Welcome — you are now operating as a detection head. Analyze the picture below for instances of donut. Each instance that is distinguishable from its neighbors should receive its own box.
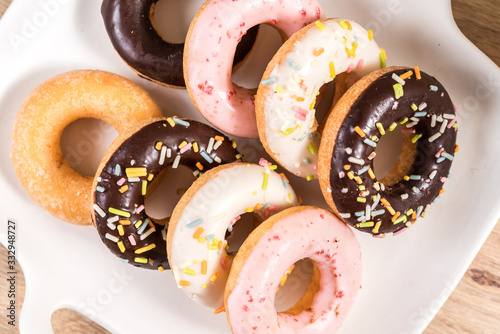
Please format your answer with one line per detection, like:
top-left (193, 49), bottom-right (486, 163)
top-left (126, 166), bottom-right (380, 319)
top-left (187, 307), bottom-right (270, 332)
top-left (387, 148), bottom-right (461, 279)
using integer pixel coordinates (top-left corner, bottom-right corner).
top-left (167, 162), bottom-right (299, 309)
top-left (224, 206), bottom-right (362, 334)
top-left (11, 70), bottom-right (162, 225)
top-left (92, 117), bottom-right (240, 270)
top-left (255, 18), bottom-right (383, 180)
top-left (318, 66), bottom-right (458, 236)
top-left (101, 0), bottom-right (259, 88)
top-left (184, 0), bottom-right (324, 138)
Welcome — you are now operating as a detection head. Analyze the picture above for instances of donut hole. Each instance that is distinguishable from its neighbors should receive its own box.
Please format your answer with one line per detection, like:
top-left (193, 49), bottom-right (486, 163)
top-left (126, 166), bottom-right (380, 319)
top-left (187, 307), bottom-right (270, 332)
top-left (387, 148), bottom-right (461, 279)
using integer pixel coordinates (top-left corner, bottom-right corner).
top-left (60, 118), bottom-right (117, 177)
top-left (373, 126), bottom-right (416, 186)
top-left (275, 258), bottom-right (318, 314)
top-left (314, 81), bottom-right (337, 130)
top-left (225, 212), bottom-right (264, 256)
top-left (152, 0), bottom-right (196, 43)
top-left (144, 165), bottom-right (196, 221)
top-left (232, 24), bottom-right (283, 89)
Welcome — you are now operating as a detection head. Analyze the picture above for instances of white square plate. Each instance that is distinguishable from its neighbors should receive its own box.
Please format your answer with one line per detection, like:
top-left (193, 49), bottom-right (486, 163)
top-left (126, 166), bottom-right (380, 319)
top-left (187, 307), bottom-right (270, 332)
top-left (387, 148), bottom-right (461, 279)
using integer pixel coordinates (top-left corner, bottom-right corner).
top-left (0, 0), bottom-right (499, 333)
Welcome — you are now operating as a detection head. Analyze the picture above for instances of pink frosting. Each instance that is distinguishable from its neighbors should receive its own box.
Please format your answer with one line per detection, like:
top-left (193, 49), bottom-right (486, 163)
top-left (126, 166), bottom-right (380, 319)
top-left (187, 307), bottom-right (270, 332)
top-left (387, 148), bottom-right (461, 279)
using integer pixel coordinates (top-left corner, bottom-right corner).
top-left (185, 0), bottom-right (324, 138)
top-left (227, 207), bottom-right (362, 333)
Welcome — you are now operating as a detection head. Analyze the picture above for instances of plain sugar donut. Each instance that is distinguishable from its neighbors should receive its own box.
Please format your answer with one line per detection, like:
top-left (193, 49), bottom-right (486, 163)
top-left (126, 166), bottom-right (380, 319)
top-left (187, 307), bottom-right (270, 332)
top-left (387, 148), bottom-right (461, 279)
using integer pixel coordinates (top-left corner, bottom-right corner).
top-left (101, 0), bottom-right (259, 88)
top-left (255, 18), bottom-right (383, 180)
top-left (184, 0), bottom-right (324, 138)
top-left (11, 70), bottom-right (162, 225)
top-left (224, 206), bottom-right (362, 334)
top-left (167, 162), bottom-right (299, 309)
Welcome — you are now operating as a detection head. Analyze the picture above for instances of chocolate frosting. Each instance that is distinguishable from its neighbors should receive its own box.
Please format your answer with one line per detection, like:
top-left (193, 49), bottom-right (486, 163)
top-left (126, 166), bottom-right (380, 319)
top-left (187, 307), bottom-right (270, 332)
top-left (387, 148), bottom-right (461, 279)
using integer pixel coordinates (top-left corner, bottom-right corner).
top-left (93, 119), bottom-right (240, 269)
top-left (328, 69), bottom-right (457, 235)
top-left (101, 0), bottom-right (259, 87)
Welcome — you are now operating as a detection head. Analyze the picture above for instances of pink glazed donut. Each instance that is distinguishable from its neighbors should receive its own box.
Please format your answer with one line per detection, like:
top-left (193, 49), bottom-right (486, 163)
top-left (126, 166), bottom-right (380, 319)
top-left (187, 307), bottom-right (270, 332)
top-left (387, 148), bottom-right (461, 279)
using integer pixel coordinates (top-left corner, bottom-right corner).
top-left (184, 0), bottom-right (324, 138)
top-left (224, 206), bottom-right (362, 334)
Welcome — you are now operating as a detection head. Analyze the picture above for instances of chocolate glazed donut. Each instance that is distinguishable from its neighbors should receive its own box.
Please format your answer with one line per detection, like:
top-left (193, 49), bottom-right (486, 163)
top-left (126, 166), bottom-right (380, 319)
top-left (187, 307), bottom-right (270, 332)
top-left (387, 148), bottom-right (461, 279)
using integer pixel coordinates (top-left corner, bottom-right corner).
top-left (319, 66), bottom-right (458, 236)
top-left (101, 0), bottom-right (259, 88)
top-left (92, 117), bottom-right (241, 270)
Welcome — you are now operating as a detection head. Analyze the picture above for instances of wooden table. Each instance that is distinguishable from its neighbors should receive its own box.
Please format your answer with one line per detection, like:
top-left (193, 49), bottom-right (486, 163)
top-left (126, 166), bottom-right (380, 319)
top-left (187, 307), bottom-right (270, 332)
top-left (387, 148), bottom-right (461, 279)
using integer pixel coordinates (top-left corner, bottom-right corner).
top-left (1, 1), bottom-right (499, 333)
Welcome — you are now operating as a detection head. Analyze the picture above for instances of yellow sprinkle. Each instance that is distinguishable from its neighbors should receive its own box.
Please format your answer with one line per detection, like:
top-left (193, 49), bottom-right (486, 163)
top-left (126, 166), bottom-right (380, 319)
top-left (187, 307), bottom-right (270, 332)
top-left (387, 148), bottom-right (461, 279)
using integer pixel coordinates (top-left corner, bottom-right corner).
top-left (125, 167), bottom-right (147, 178)
top-left (202, 284), bottom-right (207, 289)
top-left (179, 280), bottom-right (190, 286)
top-left (245, 207), bottom-right (254, 213)
top-left (193, 228), bottom-right (204, 239)
top-left (198, 237), bottom-right (205, 243)
top-left (158, 266), bottom-right (165, 272)
top-left (339, 20), bottom-right (348, 30)
top-left (119, 185), bottom-right (128, 194)
top-left (192, 141), bottom-right (199, 153)
top-left (329, 61), bottom-right (336, 79)
top-left (142, 180), bottom-right (147, 196)
top-left (380, 47), bottom-right (388, 60)
top-left (387, 206), bottom-right (396, 216)
top-left (347, 171), bottom-right (354, 180)
top-left (388, 122), bottom-right (398, 131)
top-left (354, 126), bottom-right (366, 138)
top-left (183, 268), bottom-right (196, 276)
top-left (315, 20), bottom-right (326, 31)
top-left (372, 221), bottom-right (382, 234)
top-left (376, 122), bottom-right (385, 136)
top-left (134, 257), bottom-right (148, 264)
top-left (345, 20), bottom-right (353, 30)
top-left (313, 47), bottom-right (324, 56)
top-left (368, 168), bottom-right (376, 180)
top-left (117, 241), bottom-right (125, 253)
top-left (147, 174), bottom-right (154, 181)
top-left (309, 97), bottom-right (317, 110)
top-left (404, 175), bottom-right (410, 181)
top-left (344, 165), bottom-right (351, 171)
top-left (178, 141), bottom-right (188, 149)
top-left (276, 85), bottom-right (282, 93)
top-left (406, 209), bottom-right (414, 216)
top-left (135, 243), bottom-right (156, 254)
top-left (167, 118), bottom-right (175, 127)
top-left (155, 142), bottom-right (163, 150)
top-left (354, 176), bottom-right (363, 184)
top-left (306, 175), bottom-right (314, 181)
top-left (357, 197), bottom-right (367, 203)
top-left (117, 224), bottom-right (124, 236)
top-left (296, 97), bottom-right (305, 102)
top-left (368, 30), bottom-right (373, 41)
top-left (202, 260), bottom-right (208, 275)
top-left (119, 220), bottom-right (131, 225)
top-left (283, 128), bottom-right (295, 136)
top-left (210, 273), bottom-right (220, 282)
top-left (134, 220), bottom-right (143, 228)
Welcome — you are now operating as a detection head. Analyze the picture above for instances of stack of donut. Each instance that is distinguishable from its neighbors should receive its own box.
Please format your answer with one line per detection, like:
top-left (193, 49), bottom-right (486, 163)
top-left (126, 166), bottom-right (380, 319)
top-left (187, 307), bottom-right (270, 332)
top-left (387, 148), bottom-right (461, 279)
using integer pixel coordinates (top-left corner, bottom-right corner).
top-left (9, 1), bottom-right (458, 333)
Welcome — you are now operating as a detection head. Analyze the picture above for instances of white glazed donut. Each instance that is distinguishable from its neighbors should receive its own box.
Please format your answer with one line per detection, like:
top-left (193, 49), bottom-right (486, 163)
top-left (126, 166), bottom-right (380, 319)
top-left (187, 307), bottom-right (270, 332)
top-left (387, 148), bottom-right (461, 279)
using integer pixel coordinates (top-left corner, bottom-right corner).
top-left (167, 162), bottom-right (299, 309)
top-left (255, 18), bottom-right (383, 180)
top-left (184, 0), bottom-right (324, 138)
top-left (224, 206), bottom-right (362, 334)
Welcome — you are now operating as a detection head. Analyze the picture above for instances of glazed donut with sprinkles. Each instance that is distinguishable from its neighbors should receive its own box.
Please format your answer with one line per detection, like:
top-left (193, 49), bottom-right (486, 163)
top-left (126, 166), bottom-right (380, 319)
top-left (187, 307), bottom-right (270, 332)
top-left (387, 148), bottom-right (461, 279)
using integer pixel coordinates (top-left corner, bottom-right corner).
top-left (318, 66), bottom-right (458, 236)
top-left (92, 117), bottom-right (240, 270)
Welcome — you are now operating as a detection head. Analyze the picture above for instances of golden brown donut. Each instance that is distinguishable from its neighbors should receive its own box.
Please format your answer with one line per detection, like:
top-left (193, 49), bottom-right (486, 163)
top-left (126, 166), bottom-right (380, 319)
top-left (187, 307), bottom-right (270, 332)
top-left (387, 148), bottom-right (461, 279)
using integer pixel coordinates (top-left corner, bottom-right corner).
top-left (11, 70), bottom-right (162, 225)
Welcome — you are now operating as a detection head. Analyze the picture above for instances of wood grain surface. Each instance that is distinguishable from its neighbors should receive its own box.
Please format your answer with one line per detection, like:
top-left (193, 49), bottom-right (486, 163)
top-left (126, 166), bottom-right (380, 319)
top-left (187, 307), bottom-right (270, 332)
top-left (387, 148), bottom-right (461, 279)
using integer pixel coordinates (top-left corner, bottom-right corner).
top-left (1, 0), bottom-right (499, 333)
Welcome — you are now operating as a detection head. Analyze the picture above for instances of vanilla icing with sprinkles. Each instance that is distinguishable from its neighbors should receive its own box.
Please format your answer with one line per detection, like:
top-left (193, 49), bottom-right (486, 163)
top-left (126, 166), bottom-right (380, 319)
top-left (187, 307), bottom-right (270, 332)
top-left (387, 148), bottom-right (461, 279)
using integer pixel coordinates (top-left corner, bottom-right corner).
top-left (257, 18), bottom-right (383, 180)
top-left (327, 68), bottom-right (458, 236)
top-left (92, 119), bottom-right (240, 270)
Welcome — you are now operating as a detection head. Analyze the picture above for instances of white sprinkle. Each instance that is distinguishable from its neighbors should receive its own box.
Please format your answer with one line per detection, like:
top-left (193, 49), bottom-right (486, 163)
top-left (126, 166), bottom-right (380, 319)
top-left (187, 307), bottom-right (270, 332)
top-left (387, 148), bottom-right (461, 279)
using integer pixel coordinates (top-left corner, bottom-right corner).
top-left (159, 146), bottom-right (167, 165)
top-left (140, 227), bottom-right (155, 240)
top-left (428, 132), bottom-right (442, 142)
top-left (406, 121), bottom-right (418, 128)
top-left (341, 188), bottom-right (348, 193)
top-left (107, 222), bottom-right (116, 230)
top-left (339, 213), bottom-right (351, 219)
top-left (128, 177), bottom-right (140, 182)
top-left (105, 233), bottom-right (119, 243)
top-left (431, 114), bottom-right (437, 127)
top-left (401, 193), bottom-right (409, 200)
top-left (371, 193), bottom-right (381, 210)
top-left (429, 170), bottom-right (437, 180)
top-left (365, 204), bottom-right (371, 220)
top-left (172, 155), bottom-right (181, 168)
top-left (327, 187), bottom-right (332, 193)
top-left (213, 140), bottom-right (223, 151)
top-left (437, 115), bottom-right (444, 123)
top-left (392, 101), bottom-right (399, 110)
top-left (207, 137), bottom-right (215, 154)
top-left (440, 120), bottom-right (448, 133)
top-left (107, 216), bottom-right (119, 223)
top-left (162, 228), bottom-right (167, 241)
top-left (443, 113), bottom-right (455, 119)
top-left (193, 170), bottom-right (200, 177)
top-left (418, 102), bottom-right (427, 111)
top-left (368, 152), bottom-right (376, 160)
top-left (392, 73), bottom-right (405, 85)
top-left (348, 157), bottom-right (365, 165)
top-left (167, 148), bottom-right (172, 158)
top-left (130, 160), bottom-right (135, 166)
top-left (345, 147), bottom-right (352, 154)
top-left (93, 204), bottom-right (106, 218)
top-left (214, 156), bottom-right (222, 163)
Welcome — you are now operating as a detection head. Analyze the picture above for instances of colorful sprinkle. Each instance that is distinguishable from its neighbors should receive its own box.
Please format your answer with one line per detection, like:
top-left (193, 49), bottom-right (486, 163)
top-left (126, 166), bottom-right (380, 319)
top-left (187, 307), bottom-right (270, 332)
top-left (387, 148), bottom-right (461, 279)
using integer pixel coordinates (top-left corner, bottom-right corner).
top-left (393, 83), bottom-right (404, 99)
top-left (261, 77), bottom-right (276, 85)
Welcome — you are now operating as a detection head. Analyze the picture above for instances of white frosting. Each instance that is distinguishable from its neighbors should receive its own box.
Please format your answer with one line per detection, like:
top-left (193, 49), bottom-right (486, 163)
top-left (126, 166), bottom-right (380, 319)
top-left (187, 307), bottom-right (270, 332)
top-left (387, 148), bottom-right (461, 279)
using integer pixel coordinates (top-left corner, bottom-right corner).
top-left (258, 18), bottom-right (382, 179)
top-left (169, 163), bottom-right (299, 309)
